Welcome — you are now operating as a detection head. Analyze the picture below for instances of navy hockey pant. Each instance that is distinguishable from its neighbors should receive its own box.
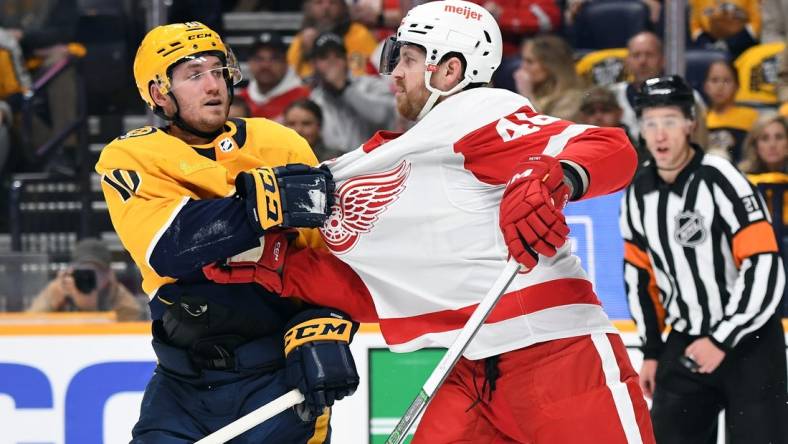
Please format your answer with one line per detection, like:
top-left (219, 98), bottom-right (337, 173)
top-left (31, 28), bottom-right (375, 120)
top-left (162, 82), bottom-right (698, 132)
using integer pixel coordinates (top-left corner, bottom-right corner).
top-left (131, 336), bottom-right (330, 443)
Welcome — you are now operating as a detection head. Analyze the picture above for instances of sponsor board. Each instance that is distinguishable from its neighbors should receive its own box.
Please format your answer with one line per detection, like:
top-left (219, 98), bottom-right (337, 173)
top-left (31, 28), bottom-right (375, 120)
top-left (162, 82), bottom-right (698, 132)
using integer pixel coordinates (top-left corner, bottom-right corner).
top-left (0, 325), bottom-right (785, 443)
top-left (564, 191), bottom-right (629, 319)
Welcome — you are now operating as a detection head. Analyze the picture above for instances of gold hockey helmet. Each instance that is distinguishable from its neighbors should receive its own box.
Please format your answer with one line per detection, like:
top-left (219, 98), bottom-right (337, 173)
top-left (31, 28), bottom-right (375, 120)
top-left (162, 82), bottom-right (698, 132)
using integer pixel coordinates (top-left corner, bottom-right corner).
top-left (133, 21), bottom-right (241, 110)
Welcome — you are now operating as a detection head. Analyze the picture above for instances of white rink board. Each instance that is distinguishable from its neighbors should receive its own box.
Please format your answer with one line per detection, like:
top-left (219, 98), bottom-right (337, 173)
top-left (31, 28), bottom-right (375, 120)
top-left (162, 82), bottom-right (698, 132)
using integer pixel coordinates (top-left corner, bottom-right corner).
top-left (0, 327), bottom-right (784, 444)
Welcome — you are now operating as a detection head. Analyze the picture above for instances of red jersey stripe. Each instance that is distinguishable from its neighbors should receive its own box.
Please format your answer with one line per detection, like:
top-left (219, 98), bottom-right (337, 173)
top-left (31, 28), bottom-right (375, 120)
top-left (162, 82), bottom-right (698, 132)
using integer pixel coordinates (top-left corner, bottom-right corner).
top-left (379, 278), bottom-right (599, 345)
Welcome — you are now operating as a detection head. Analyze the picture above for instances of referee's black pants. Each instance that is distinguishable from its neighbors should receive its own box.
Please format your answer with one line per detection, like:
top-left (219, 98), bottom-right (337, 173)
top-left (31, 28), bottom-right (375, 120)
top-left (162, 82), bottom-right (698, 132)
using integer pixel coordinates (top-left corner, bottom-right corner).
top-left (650, 315), bottom-right (787, 444)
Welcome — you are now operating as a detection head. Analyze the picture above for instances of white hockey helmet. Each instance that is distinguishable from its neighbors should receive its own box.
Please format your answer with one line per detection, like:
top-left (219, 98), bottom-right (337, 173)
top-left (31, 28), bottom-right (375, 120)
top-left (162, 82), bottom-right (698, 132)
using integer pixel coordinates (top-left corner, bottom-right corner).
top-left (379, 0), bottom-right (503, 119)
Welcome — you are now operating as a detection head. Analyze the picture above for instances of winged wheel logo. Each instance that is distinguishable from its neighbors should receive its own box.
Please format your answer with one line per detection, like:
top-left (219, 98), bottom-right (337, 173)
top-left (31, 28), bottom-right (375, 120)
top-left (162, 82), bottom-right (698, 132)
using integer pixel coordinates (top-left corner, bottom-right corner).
top-left (320, 161), bottom-right (411, 254)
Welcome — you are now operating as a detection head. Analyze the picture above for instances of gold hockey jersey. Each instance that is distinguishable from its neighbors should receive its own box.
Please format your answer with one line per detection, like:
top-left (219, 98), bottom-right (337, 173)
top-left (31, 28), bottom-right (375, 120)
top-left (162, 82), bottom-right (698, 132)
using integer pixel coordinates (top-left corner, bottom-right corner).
top-left (95, 118), bottom-right (320, 297)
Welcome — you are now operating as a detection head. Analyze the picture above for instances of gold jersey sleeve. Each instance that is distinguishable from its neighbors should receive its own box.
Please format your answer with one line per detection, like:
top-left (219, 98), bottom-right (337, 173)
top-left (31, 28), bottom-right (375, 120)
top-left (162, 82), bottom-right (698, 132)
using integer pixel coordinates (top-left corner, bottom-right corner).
top-left (96, 119), bottom-right (324, 296)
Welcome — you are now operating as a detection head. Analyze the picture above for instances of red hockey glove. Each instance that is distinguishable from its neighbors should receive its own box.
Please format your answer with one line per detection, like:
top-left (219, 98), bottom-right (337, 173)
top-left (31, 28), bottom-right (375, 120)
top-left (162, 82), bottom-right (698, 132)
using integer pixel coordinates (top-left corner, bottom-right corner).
top-left (499, 155), bottom-right (570, 269)
top-left (202, 230), bottom-right (295, 294)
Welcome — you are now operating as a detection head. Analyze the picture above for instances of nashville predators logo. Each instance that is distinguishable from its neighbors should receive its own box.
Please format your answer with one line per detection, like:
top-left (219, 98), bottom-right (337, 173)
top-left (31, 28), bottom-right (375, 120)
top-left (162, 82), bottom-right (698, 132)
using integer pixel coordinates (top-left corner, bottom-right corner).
top-left (102, 169), bottom-right (141, 202)
top-left (320, 161), bottom-right (411, 254)
top-left (674, 210), bottom-right (707, 247)
top-left (590, 56), bottom-right (625, 85)
top-left (118, 127), bottom-right (157, 140)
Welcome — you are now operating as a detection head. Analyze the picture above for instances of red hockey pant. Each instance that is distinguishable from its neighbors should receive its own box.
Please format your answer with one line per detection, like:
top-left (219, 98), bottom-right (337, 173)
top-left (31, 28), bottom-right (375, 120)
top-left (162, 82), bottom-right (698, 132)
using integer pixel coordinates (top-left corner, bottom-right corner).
top-left (412, 333), bottom-right (655, 444)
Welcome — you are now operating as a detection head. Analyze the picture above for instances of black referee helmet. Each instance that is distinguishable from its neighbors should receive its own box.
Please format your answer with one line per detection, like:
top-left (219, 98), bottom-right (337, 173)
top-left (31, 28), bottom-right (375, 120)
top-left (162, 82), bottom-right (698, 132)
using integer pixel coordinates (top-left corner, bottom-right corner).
top-left (634, 75), bottom-right (695, 119)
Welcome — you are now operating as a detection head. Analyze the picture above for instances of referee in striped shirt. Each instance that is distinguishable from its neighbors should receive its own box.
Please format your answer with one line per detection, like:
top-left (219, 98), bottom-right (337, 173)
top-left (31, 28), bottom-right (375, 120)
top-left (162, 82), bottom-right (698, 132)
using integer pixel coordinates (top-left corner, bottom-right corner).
top-left (620, 75), bottom-right (787, 444)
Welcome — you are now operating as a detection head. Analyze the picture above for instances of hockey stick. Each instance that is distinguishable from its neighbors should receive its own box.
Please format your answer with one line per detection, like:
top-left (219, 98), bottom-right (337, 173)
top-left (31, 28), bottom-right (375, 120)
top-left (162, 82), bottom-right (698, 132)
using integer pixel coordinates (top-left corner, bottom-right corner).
top-left (385, 258), bottom-right (522, 444)
top-left (194, 388), bottom-right (304, 444)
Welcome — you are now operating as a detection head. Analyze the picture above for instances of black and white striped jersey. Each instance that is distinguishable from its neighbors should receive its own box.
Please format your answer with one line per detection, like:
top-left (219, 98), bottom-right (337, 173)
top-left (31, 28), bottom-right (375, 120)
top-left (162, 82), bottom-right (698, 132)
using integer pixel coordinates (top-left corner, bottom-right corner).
top-left (620, 146), bottom-right (785, 359)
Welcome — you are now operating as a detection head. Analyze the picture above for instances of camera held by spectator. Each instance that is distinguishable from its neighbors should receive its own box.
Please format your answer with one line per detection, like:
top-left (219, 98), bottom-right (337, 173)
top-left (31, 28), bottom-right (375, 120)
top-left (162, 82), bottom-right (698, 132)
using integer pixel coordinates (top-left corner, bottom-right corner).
top-left (27, 238), bottom-right (143, 321)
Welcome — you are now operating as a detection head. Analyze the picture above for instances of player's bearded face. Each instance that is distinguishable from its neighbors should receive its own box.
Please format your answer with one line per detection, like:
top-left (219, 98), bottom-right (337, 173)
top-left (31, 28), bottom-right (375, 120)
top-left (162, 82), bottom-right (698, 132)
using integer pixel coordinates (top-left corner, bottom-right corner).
top-left (169, 56), bottom-right (230, 132)
top-left (392, 45), bottom-right (431, 121)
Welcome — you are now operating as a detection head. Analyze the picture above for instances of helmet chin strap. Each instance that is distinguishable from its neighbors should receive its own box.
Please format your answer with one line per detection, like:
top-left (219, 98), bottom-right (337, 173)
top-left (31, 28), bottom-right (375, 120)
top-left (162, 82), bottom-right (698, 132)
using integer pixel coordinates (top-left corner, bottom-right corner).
top-left (416, 70), bottom-right (471, 121)
top-left (173, 113), bottom-right (223, 140)
top-left (168, 93), bottom-right (225, 141)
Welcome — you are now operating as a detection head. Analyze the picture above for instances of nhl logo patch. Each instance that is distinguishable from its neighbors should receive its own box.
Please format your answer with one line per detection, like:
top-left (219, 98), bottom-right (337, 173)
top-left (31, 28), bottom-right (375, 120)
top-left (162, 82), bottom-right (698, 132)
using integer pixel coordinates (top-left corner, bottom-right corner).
top-left (218, 137), bottom-right (235, 152)
top-left (674, 210), bottom-right (706, 246)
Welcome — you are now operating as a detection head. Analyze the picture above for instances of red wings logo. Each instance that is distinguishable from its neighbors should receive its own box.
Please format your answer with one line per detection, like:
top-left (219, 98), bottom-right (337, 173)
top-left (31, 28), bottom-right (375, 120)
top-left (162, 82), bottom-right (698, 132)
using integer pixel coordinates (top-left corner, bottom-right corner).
top-left (320, 161), bottom-right (411, 254)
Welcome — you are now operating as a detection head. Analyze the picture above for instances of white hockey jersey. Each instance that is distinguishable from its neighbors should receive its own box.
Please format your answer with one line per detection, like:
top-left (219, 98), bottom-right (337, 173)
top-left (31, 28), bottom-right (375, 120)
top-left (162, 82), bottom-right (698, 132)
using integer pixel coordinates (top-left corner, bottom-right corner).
top-left (282, 87), bottom-right (638, 359)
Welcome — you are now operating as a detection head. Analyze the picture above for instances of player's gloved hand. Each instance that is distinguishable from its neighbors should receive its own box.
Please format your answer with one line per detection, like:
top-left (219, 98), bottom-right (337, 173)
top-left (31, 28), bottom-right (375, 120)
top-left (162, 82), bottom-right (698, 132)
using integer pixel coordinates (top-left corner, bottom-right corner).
top-left (499, 154), bottom-right (570, 269)
top-left (235, 164), bottom-right (335, 234)
top-left (202, 230), bottom-right (293, 293)
top-left (284, 308), bottom-right (360, 422)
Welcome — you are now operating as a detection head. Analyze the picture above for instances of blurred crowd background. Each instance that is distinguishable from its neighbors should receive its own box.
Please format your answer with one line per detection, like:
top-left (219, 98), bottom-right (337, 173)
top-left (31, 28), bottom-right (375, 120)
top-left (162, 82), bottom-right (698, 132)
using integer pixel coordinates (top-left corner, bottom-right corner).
top-left (0, 0), bottom-right (786, 320)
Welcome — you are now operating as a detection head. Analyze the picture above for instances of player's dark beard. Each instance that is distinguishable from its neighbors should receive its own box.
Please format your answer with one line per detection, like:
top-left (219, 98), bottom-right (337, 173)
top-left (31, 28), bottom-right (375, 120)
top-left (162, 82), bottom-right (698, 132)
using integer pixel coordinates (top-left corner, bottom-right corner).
top-left (167, 95), bottom-right (226, 143)
top-left (396, 84), bottom-right (429, 121)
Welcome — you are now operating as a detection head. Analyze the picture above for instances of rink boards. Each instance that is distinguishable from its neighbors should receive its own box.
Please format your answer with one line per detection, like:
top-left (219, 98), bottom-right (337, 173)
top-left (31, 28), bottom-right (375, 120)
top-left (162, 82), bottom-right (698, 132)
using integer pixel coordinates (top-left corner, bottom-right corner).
top-left (0, 321), bottom-right (786, 444)
top-left (1, 191), bottom-right (785, 443)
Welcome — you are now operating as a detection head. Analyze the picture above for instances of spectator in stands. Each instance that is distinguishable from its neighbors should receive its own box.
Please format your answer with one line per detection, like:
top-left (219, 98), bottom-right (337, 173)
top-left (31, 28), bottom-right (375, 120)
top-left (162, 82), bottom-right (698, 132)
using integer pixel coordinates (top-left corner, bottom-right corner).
top-left (28, 238), bottom-right (142, 321)
top-left (703, 60), bottom-right (758, 162)
top-left (0, 0), bottom-right (79, 58)
top-left (0, 0), bottom-right (80, 171)
top-left (0, 27), bottom-right (31, 111)
top-left (287, 0), bottom-right (378, 79)
top-left (349, 0), bottom-right (405, 41)
top-left (564, 0), bottom-right (663, 27)
top-left (228, 98), bottom-right (250, 118)
top-left (514, 34), bottom-right (586, 120)
top-left (284, 98), bottom-right (342, 161)
top-left (689, 0), bottom-right (760, 58)
top-left (577, 86), bottom-right (625, 129)
top-left (309, 32), bottom-right (395, 153)
top-left (466, 0), bottom-right (561, 57)
top-left (577, 86), bottom-right (639, 150)
top-left (237, 32), bottom-right (310, 122)
top-left (739, 115), bottom-right (788, 175)
top-left (610, 32), bottom-right (709, 144)
top-left (761, 0), bottom-right (788, 43)
top-left (0, 27), bottom-right (28, 174)
top-left (739, 115), bottom-right (788, 224)
top-left (622, 32), bottom-right (663, 86)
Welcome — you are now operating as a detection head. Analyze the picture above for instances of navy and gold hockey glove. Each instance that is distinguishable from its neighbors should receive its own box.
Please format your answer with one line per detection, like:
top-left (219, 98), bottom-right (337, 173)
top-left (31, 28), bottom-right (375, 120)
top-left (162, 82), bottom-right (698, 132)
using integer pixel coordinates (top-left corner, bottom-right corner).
top-left (283, 308), bottom-right (359, 421)
top-left (236, 164), bottom-right (334, 234)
